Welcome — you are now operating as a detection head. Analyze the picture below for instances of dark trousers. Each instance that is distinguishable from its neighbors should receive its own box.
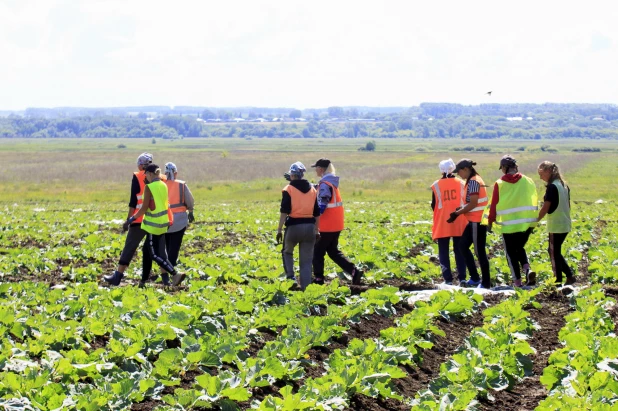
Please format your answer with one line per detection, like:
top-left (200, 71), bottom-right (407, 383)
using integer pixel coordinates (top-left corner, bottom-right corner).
top-left (142, 233), bottom-right (176, 281)
top-left (165, 227), bottom-right (186, 267)
top-left (118, 224), bottom-right (147, 266)
top-left (549, 232), bottom-right (574, 282)
top-left (502, 228), bottom-right (533, 280)
top-left (437, 236), bottom-right (467, 282)
top-left (313, 231), bottom-right (355, 279)
top-left (459, 222), bottom-right (490, 287)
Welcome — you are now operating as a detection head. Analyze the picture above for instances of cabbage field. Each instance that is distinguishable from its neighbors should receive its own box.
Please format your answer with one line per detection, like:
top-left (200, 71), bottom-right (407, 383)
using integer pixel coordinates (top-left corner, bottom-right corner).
top-left (1, 200), bottom-right (617, 411)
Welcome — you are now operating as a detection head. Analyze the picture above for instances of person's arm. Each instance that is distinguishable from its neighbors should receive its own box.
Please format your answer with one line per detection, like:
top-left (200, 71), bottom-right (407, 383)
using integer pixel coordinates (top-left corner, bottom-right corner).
top-left (318, 183), bottom-right (332, 215)
top-left (538, 184), bottom-right (557, 221)
top-left (184, 184), bottom-right (195, 211)
top-left (456, 180), bottom-right (480, 215)
top-left (431, 192), bottom-right (436, 211)
top-left (132, 185), bottom-right (151, 221)
top-left (277, 213), bottom-right (287, 233)
top-left (538, 201), bottom-right (551, 221)
top-left (488, 183), bottom-right (499, 225)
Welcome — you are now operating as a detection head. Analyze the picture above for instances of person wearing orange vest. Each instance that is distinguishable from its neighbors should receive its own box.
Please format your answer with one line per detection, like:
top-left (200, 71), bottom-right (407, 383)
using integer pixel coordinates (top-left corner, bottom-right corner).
top-left (104, 152), bottom-right (154, 285)
top-left (310, 158), bottom-right (362, 286)
top-left (163, 162), bottom-right (195, 267)
top-left (431, 159), bottom-right (468, 285)
top-left (450, 159), bottom-right (491, 288)
top-left (277, 162), bottom-right (321, 291)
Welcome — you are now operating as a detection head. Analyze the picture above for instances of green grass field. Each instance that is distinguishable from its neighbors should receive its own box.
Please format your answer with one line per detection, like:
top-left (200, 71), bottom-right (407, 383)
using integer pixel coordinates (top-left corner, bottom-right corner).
top-left (0, 137), bottom-right (616, 204)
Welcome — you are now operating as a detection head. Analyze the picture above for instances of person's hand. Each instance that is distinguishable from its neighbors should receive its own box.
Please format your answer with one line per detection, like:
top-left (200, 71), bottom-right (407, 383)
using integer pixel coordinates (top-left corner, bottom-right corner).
top-left (446, 212), bottom-right (459, 223)
top-left (188, 211), bottom-right (195, 223)
top-left (276, 231), bottom-right (283, 244)
top-left (487, 223), bottom-right (493, 234)
top-left (315, 231), bottom-right (321, 242)
top-left (122, 216), bottom-right (136, 232)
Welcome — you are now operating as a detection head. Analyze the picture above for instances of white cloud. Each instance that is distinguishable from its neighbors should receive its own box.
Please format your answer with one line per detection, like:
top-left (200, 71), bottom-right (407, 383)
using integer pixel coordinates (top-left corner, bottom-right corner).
top-left (2, 0), bottom-right (618, 109)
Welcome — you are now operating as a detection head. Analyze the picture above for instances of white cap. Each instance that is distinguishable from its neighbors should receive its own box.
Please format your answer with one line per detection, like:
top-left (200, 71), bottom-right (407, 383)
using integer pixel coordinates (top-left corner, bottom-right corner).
top-left (439, 158), bottom-right (456, 174)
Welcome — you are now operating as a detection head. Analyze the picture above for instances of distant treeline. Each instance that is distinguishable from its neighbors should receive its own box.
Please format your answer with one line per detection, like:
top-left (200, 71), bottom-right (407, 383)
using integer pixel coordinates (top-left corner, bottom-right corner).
top-left (1, 103), bottom-right (618, 139)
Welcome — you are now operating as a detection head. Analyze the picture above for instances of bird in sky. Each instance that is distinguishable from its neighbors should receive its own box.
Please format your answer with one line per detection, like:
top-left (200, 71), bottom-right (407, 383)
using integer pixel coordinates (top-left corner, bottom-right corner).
top-left (486, 91), bottom-right (492, 96)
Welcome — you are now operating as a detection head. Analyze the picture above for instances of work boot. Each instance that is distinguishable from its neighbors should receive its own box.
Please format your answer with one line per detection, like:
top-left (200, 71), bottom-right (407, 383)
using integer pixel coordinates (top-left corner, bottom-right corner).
top-left (513, 278), bottom-right (522, 288)
top-left (171, 273), bottom-right (186, 286)
top-left (103, 271), bottom-right (124, 286)
top-left (565, 276), bottom-right (577, 286)
top-left (138, 280), bottom-right (146, 289)
top-left (352, 268), bottom-right (364, 286)
top-left (525, 271), bottom-right (537, 286)
top-left (161, 273), bottom-right (171, 286)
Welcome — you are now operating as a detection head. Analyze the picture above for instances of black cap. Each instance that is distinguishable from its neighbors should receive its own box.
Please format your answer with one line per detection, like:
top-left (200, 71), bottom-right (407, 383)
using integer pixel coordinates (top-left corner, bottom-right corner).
top-left (499, 155), bottom-right (517, 170)
top-left (454, 159), bottom-right (476, 172)
top-left (144, 164), bottom-right (159, 173)
top-left (311, 158), bottom-right (331, 168)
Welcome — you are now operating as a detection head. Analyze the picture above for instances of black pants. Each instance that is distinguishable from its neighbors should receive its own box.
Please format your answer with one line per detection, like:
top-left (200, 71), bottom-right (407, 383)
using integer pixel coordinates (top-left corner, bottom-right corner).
top-left (459, 222), bottom-right (490, 287)
top-left (549, 232), bottom-right (574, 282)
top-left (165, 227), bottom-right (186, 267)
top-left (313, 231), bottom-right (355, 280)
top-left (118, 224), bottom-right (147, 266)
top-left (502, 228), bottom-right (533, 280)
top-left (142, 233), bottom-right (176, 281)
top-left (437, 236), bottom-right (467, 282)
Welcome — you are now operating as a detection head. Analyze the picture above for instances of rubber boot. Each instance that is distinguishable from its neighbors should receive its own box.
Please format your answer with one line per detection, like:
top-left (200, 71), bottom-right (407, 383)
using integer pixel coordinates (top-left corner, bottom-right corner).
top-left (103, 271), bottom-right (124, 286)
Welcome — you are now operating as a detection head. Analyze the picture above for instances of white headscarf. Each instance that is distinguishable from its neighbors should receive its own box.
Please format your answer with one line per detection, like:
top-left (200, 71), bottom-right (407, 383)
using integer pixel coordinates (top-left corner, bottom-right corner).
top-left (165, 162), bottom-right (177, 181)
top-left (439, 158), bottom-right (456, 175)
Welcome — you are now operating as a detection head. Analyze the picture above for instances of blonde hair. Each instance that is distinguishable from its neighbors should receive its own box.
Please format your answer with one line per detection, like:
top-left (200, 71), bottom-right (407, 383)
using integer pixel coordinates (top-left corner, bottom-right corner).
top-left (538, 161), bottom-right (565, 186)
top-left (325, 163), bottom-right (336, 175)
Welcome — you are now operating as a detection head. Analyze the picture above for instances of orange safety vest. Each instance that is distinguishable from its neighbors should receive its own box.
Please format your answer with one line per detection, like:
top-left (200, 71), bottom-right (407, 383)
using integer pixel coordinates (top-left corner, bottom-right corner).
top-left (166, 179), bottom-right (187, 213)
top-left (463, 175), bottom-right (488, 223)
top-left (431, 178), bottom-right (467, 240)
top-left (284, 185), bottom-right (317, 218)
top-left (133, 171), bottom-right (146, 223)
top-left (319, 181), bottom-right (344, 232)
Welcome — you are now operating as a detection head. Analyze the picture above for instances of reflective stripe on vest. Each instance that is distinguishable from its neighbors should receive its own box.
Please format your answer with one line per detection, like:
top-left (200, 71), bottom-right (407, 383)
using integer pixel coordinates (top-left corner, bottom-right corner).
top-left (166, 179), bottom-right (187, 213)
top-left (284, 184), bottom-right (317, 219)
top-left (319, 180), bottom-right (344, 232)
top-left (431, 178), bottom-right (467, 240)
top-left (547, 180), bottom-right (571, 233)
top-left (463, 175), bottom-right (488, 223)
top-left (492, 176), bottom-right (538, 234)
top-left (141, 180), bottom-right (171, 235)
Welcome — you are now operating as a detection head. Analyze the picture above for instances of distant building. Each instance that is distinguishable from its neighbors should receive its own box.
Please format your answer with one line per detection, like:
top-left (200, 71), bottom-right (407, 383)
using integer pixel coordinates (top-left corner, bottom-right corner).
top-left (507, 117), bottom-right (523, 121)
top-left (593, 117), bottom-right (605, 121)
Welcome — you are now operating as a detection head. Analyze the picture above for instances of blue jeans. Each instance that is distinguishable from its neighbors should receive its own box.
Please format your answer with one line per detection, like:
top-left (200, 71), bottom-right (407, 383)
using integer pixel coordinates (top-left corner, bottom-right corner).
top-left (437, 237), bottom-right (467, 282)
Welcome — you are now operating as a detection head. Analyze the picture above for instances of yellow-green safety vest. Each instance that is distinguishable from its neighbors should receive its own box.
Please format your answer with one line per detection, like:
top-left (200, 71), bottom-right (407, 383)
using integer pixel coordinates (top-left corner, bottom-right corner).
top-left (547, 180), bottom-right (571, 234)
top-left (141, 180), bottom-right (171, 235)
top-left (482, 175), bottom-right (538, 234)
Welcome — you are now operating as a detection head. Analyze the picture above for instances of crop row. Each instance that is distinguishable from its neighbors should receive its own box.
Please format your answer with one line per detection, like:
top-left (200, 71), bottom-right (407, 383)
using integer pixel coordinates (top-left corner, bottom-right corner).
top-left (536, 285), bottom-right (618, 410)
top-left (410, 288), bottom-right (541, 410)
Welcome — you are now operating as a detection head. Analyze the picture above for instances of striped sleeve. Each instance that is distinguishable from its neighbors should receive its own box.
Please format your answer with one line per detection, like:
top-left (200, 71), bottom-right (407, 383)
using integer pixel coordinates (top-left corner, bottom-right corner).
top-left (466, 180), bottom-right (480, 196)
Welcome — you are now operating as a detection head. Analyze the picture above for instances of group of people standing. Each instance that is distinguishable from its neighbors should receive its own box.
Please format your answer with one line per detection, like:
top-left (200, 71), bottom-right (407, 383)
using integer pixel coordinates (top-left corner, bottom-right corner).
top-left (104, 153), bottom-right (194, 287)
top-left (277, 159), bottom-right (363, 290)
top-left (432, 154), bottom-right (576, 288)
top-left (103, 152), bottom-right (574, 291)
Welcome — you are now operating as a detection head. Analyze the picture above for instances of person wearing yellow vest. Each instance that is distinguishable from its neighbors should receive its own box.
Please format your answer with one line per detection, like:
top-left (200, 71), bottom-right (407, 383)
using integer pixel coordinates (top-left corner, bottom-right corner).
top-left (431, 159), bottom-right (468, 285)
top-left (482, 155), bottom-right (538, 287)
top-left (311, 158), bottom-right (362, 286)
top-left (105, 152), bottom-right (153, 285)
top-left (105, 164), bottom-right (185, 287)
top-left (450, 159), bottom-right (491, 288)
top-left (537, 161), bottom-right (576, 286)
top-left (163, 162), bottom-right (195, 267)
top-left (277, 162), bottom-right (321, 291)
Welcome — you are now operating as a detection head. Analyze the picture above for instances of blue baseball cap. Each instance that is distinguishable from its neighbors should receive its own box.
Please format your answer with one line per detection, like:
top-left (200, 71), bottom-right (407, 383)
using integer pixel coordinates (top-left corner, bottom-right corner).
top-left (289, 161), bottom-right (306, 176)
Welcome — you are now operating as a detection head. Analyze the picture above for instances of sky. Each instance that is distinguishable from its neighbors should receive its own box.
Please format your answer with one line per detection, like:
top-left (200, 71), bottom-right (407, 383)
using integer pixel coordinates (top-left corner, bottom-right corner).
top-left (2, 0), bottom-right (618, 110)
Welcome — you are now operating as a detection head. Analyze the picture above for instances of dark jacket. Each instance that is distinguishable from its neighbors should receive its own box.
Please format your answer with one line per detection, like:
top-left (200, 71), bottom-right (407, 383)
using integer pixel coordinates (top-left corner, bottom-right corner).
top-left (280, 179), bottom-right (320, 226)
